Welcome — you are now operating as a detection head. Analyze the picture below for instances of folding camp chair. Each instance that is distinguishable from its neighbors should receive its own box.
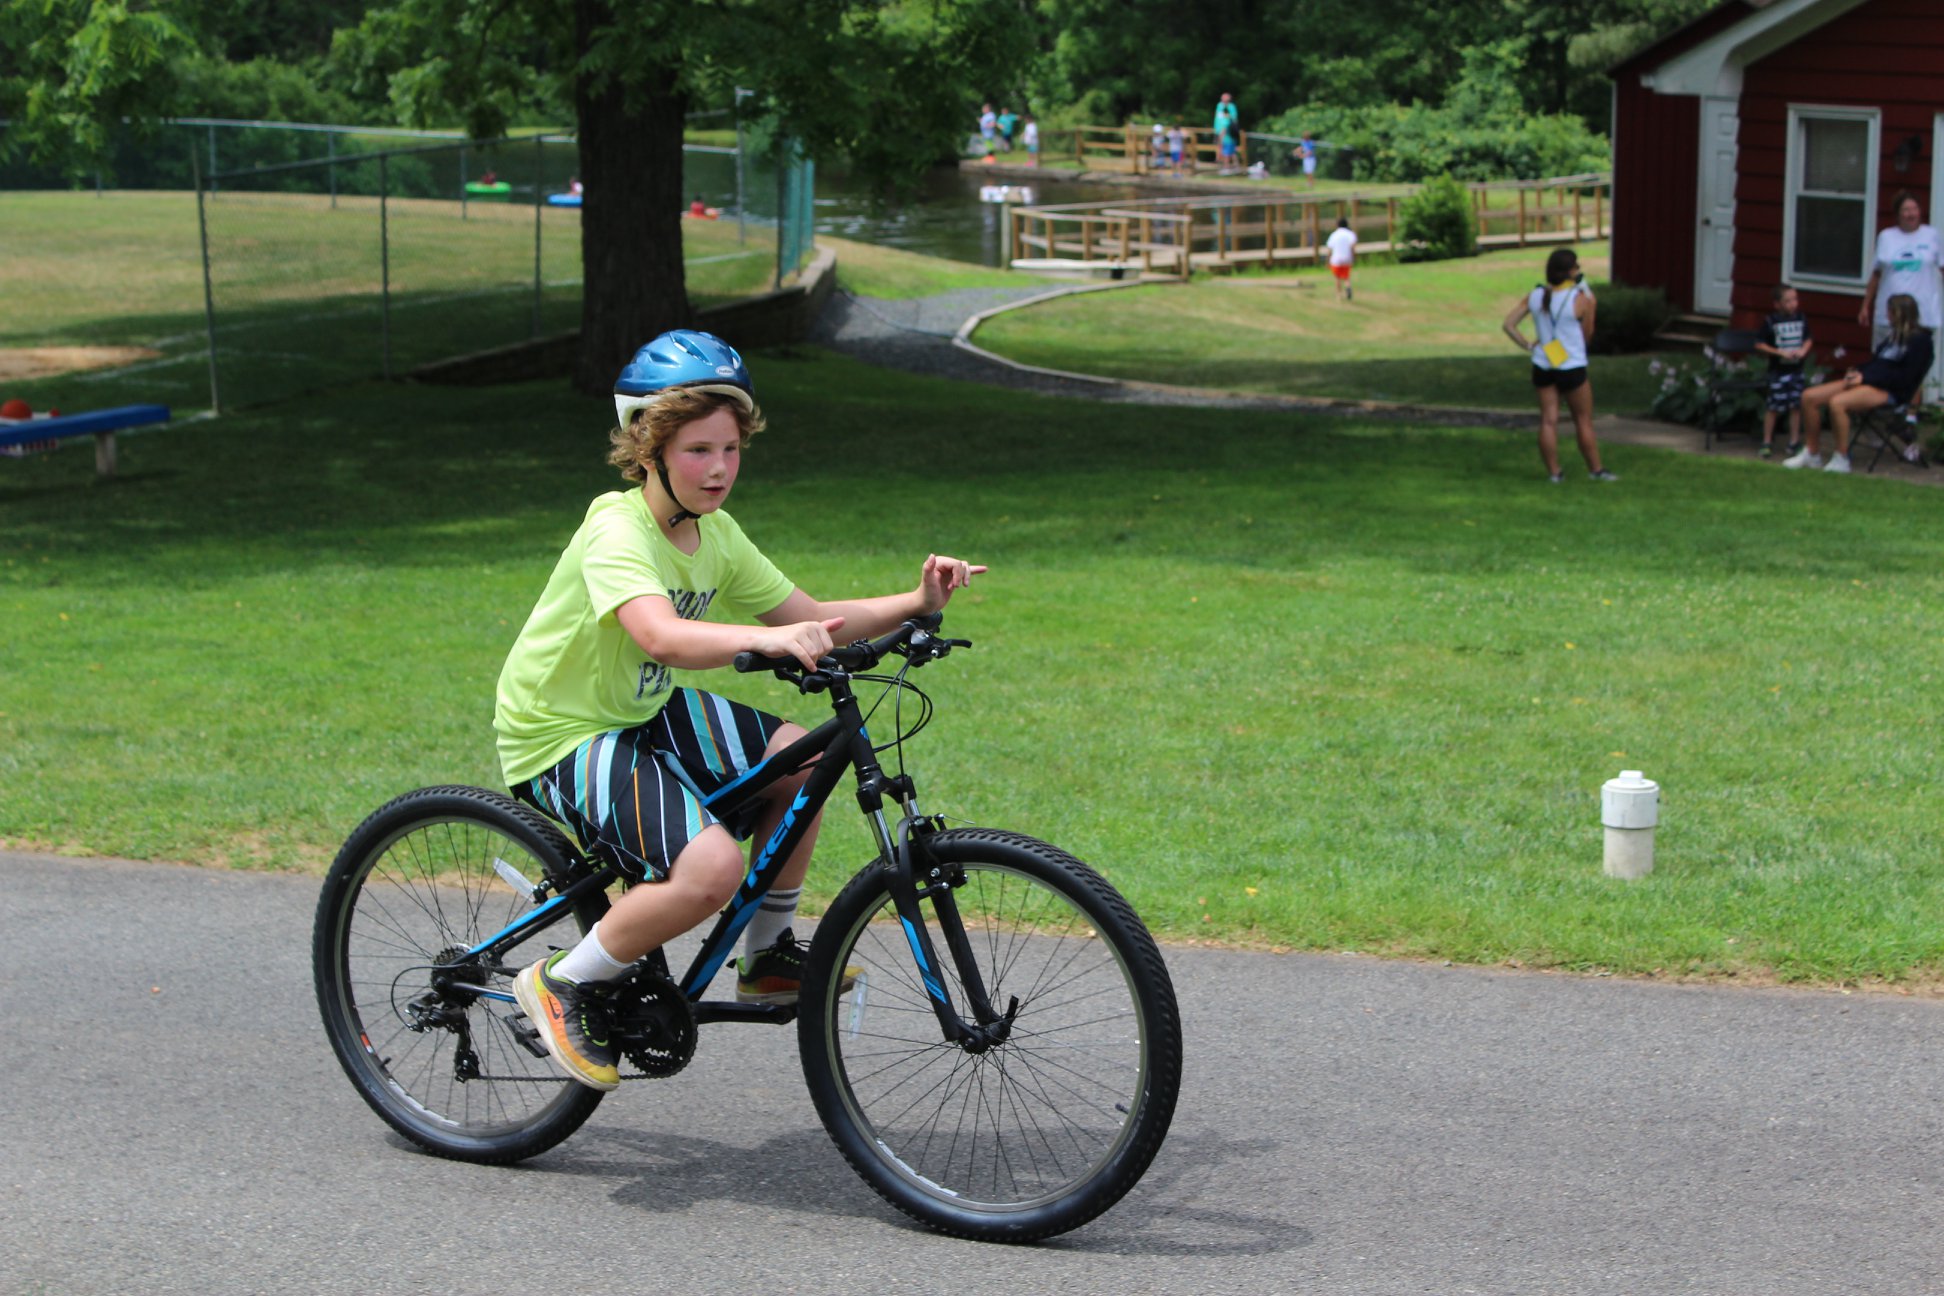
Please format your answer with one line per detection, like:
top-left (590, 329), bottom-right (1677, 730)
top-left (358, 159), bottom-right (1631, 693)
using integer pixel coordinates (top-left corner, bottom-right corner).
top-left (1703, 329), bottom-right (1770, 452)
top-left (1850, 390), bottom-right (1927, 472)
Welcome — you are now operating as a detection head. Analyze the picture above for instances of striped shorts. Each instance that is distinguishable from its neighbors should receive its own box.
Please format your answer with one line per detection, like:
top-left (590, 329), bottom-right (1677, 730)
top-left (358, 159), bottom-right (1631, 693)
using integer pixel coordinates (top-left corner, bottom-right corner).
top-left (514, 689), bottom-right (785, 882)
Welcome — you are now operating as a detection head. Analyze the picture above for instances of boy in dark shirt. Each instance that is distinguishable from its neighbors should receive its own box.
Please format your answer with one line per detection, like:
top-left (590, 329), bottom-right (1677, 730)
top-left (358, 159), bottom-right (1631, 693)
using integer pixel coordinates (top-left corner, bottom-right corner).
top-left (1754, 284), bottom-right (1812, 458)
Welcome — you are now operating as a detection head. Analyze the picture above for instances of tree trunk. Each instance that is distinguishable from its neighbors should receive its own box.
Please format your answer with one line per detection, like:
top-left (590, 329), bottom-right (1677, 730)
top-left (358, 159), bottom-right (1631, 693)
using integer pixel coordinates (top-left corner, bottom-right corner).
top-left (572, 0), bottom-right (690, 396)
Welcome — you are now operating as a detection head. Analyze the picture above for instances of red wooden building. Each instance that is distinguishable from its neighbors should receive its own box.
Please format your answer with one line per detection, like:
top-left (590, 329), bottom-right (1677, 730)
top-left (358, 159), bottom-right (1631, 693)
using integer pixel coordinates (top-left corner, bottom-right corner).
top-left (1610, 0), bottom-right (1943, 390)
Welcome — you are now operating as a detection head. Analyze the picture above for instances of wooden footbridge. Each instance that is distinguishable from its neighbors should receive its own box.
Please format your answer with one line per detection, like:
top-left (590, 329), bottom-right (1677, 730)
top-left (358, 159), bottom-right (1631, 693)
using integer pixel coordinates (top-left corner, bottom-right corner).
top-left (1004, 174), bottom-right (1610, 279)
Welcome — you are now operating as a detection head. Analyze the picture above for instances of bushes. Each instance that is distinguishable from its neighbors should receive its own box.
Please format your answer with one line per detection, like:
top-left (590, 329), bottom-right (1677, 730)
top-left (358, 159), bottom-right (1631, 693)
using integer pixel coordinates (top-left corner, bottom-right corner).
top-left (1397, 175), bottom-right (1476, 262)
top-left (1587, 283), bottom-right (1671, 355)
top-left (1260, 43), bottom-right (1610, 184)
top-left (1649, 351), bottom-right (1826, 433)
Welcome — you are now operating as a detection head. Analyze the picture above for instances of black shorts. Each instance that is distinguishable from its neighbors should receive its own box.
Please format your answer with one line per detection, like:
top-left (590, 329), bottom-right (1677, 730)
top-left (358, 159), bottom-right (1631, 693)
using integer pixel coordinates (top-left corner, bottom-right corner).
top-left (1532, 365), bottom-right (1588, 394)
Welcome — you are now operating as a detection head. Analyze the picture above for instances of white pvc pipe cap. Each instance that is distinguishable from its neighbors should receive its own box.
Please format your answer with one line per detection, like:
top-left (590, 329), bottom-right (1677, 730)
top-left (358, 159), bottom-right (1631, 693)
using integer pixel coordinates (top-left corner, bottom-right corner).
top-left (1601, 770), bottom-right (1660, 829)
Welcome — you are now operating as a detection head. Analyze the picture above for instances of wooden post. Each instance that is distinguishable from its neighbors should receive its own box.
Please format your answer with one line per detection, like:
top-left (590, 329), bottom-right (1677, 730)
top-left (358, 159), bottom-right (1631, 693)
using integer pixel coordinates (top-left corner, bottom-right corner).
top-left (1308, 202), bottom-right (1320, 260)
top-left (1010, 208), bottom-right (1021, 267)
top-left (1517, 188), bottom-right (1527, 246)
top-left (1142, 215), bottom-right (1152, 271)
top-left (1120, 216), bottom-right (1131, 264)
top-left (1082, 216), bottom-right (1093, 262)
top-left (1267, 201), bottom-right (1279, 259)
top-left (1596, 184), bottom-right (1605, 237)
top-left (1387, 198), bottom-right (1397, 251)
top-left (94, 431), bottom-right (117, 478)
top-left (1573, 189), bottom-right (1582, 240)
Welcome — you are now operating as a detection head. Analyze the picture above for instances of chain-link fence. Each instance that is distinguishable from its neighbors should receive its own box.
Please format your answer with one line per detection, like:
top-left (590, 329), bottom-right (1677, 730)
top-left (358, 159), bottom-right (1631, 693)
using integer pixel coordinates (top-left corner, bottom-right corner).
top-left (5, 119), bottom-right (815, 412)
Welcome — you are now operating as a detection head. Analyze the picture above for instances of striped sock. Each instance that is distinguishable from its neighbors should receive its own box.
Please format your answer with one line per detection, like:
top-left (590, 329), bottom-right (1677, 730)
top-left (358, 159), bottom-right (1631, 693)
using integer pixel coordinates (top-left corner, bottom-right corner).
top-left (744, 886), bottom-right (801, 959)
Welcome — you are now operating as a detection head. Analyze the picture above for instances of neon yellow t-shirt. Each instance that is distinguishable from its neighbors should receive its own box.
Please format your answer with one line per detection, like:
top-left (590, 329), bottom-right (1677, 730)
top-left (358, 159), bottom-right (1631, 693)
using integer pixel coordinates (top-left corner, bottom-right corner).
top-left (494, 490), bottom-right (796, 783)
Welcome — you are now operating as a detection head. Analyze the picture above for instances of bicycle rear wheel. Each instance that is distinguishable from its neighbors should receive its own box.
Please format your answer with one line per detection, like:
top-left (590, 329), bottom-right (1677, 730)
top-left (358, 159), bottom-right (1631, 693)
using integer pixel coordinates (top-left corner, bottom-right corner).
top-left (313, 785), bottom-right (608, 1163)
top-left (798, 829), bottom-right (1181, 1241)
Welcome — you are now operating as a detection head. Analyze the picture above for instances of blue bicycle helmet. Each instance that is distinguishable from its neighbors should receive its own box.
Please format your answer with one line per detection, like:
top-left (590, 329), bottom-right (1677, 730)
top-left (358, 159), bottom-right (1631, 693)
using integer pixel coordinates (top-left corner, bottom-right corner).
top-left (611, 329), bottom-right (754, 429)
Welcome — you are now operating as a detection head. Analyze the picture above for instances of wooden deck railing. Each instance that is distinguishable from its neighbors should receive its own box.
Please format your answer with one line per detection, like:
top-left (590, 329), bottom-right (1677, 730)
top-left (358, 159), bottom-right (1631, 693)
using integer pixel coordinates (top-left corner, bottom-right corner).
top-left (1006, 174), bottom-right (1611, 279)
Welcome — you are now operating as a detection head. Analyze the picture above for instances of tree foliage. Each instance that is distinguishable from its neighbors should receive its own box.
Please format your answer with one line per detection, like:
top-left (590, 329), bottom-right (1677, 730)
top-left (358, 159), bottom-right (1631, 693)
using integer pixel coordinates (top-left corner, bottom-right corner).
top-left (0, 0), bottom-right (200, 178)
top-left (1023, 0), bottom-right (1719, 132)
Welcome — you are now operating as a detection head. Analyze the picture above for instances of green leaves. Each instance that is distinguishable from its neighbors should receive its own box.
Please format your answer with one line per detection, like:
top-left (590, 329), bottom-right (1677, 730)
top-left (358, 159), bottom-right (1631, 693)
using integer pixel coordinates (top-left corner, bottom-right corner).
top-left (0, 0), bottom-right (199, 178)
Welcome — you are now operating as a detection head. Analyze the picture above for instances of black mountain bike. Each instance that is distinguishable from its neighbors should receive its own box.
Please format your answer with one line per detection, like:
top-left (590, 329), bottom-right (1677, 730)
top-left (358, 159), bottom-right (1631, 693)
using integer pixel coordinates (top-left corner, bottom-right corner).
top-left (312, 614), bottom-right (1181, 1242)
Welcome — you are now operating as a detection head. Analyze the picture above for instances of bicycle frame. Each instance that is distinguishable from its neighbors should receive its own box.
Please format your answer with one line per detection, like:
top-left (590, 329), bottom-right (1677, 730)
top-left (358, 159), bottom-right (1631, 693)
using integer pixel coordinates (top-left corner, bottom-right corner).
top-left (456, 634), bottom-right (1009, 1046)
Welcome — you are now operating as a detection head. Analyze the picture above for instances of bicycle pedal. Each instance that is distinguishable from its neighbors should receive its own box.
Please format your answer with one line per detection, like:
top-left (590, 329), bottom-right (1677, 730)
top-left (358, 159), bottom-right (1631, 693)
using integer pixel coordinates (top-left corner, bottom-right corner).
top-left (502, 1013), bottom-right (550, 1059)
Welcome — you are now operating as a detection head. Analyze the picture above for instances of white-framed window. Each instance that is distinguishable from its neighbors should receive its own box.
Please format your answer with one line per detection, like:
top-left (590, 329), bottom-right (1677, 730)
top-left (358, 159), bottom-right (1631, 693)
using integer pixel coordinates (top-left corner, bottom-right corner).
top-left (1783, 105), bottom-right (1879, 289)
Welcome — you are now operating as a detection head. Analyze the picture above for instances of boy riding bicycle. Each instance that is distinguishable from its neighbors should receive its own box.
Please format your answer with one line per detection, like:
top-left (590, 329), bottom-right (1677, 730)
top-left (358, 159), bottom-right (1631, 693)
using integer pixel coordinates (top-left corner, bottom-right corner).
top-left (496, 330), bottom-right (983, 1090)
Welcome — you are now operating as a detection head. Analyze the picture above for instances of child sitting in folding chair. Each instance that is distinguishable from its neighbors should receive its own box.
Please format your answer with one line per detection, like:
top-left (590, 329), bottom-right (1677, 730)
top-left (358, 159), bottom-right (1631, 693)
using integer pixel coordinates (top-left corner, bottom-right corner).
top-left (1784, 294), bottom-right (1934, 474)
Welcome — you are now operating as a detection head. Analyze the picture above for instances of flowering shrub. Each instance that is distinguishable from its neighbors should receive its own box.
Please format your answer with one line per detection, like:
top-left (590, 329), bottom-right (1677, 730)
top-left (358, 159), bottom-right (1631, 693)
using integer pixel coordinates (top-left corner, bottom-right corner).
top-left (1648, 349), bottom-right (1826, 434)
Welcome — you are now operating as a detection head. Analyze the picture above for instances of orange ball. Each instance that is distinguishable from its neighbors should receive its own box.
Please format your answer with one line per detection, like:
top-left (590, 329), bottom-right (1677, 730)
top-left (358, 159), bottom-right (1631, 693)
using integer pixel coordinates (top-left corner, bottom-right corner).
top-left (0, 398), bottom-right (31, 419)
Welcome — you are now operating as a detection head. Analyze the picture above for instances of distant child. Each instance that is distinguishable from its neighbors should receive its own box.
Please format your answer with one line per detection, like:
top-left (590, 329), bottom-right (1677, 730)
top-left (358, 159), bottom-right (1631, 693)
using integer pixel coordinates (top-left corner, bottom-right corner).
top-left (1022, 114), bottom-right (1039, 167)
top-left (1754, 284), bottom-right (1812, 458)
top-left (1166, 123), bottom-right (1184, 174)
top-left (1150, 123), bottom-right (1167, 171)
top-left (1325, 216), bottom-right (1358, 301)
top-left (996, 107), bottom-right (1019, 152)
top-left (1293, 134), bottom-right (1317, 188)
top-left (978, 103), bottom-right (996, 156)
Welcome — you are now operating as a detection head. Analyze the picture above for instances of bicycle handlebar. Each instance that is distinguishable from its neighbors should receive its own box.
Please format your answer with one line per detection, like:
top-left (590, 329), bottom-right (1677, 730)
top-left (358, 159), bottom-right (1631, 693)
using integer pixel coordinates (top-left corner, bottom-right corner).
top-left (732, 612), bottom-right (966, 685)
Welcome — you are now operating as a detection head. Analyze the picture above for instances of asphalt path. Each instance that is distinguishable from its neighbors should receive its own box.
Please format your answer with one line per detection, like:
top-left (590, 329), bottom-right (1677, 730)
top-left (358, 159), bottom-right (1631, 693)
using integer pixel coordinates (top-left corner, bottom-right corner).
top-left (4, 849), bottom-right (1941, 1295)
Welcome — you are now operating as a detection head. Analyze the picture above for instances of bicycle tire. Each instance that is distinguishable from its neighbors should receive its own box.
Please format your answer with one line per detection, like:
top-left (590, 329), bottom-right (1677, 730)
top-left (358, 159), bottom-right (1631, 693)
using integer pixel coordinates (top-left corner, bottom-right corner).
top-left (798, 828), bottom-right (1182, 1241)
top-left (313, 785), bottom-right (608, 1163)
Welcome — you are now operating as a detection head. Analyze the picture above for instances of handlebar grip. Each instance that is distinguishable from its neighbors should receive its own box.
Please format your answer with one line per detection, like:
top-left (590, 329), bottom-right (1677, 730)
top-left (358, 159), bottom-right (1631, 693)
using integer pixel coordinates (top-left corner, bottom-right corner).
top-left (733, 650), bottom-right (796, 674)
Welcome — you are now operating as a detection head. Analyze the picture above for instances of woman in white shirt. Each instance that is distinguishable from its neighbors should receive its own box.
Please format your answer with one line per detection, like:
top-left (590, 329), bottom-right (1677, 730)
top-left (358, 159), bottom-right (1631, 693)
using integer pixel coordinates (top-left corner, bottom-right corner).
top-left (1502, 248), bottom-right (1615, 483)
top-left (1858, 191), bottom-right (1941, 351)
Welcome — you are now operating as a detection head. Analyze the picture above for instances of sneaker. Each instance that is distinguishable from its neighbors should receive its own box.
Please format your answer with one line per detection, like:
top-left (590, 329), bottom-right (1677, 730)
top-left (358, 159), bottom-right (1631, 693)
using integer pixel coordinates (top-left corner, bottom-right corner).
top-left (1903, 442), bottom-right (1924, 464)
top-left (1823, 453), bottom-right (1851, 474)
top-left (736, 929), bottom-right (860, 1005)
top-left (1784, 440), bottom-right (1804, 458)
top-left (1588, 469), bottom-right (1619, 482)
top-left (513, 951), bottom-right (620, 1091)
top-left (1759, 444), bottom-right (1773, 458)
top-left (1781, 448), bottom-right (1823, 469)
top-left (1547, 472), bottom-right (1565, 484)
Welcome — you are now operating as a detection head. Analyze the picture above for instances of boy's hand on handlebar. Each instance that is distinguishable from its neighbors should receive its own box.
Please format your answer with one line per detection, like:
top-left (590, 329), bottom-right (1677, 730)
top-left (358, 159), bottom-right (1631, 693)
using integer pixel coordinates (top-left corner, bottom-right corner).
top-left (754, 617), bottom-right (845, 671)
top-left (917, 554), bottom-right (987, 614)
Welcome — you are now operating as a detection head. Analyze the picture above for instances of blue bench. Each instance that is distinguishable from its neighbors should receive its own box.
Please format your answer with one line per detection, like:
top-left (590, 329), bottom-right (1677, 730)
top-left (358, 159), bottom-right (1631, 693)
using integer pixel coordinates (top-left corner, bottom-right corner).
top-left (0, 404), bottom-right (171, 477)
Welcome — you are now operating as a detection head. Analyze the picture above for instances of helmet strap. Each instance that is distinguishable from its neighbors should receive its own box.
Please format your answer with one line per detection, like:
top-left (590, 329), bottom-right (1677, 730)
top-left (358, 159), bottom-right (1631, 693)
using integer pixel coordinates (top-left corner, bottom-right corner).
top-left (654, 459), bottom-right (703, 531)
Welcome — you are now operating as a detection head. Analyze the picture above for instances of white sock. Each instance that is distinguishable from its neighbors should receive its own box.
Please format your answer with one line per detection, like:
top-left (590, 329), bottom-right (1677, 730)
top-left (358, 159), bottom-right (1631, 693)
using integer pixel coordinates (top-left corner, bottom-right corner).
top-left (550, 921), bottom-right (635, 984)
top-left (744, 887), bottom-right (800, 958)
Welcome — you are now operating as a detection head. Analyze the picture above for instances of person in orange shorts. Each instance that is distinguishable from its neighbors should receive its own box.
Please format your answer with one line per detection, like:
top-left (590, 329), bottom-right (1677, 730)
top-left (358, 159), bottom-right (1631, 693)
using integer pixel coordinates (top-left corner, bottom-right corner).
top-left (1324, 216), bottom-right (1357, 301)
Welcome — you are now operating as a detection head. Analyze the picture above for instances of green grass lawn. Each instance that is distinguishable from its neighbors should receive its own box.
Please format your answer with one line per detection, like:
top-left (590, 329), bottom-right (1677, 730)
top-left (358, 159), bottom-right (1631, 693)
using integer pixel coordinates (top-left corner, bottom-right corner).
top-left (975, 241), bottom-right (1681, 414)
top-left (3, 348), bottom-right (1941, 987)
top-left (0, 192), bottom-right (778, 411)
top-left (821, 234), bottom-right (1060, 300)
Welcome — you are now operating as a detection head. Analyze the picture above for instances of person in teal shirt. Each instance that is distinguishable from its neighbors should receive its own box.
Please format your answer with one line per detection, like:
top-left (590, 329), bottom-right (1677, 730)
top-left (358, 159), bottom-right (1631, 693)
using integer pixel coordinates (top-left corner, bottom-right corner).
top-left (996, 108), bottom-right (1019, 151)
top-left (497, 330), bottom-right (985, 1091)
top-left (1213, 92), bottom-right (1238, 137)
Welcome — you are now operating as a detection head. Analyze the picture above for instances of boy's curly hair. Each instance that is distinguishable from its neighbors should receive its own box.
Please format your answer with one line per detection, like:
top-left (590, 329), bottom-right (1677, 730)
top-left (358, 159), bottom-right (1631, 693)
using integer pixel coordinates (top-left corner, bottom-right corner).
top-left (606, 387), bottom-right (766, 483)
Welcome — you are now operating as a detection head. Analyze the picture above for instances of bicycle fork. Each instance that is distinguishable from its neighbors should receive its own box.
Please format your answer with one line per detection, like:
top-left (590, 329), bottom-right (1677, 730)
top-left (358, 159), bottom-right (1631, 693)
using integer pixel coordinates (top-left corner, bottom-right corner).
top-left (874, 812), bottom-right (1021, 1053)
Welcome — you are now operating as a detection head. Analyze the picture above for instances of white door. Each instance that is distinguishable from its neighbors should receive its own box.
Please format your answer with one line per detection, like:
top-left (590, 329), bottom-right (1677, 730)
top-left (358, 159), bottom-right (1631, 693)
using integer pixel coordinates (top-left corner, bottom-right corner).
top-left (1694, 97), bottom-right (1739, 315)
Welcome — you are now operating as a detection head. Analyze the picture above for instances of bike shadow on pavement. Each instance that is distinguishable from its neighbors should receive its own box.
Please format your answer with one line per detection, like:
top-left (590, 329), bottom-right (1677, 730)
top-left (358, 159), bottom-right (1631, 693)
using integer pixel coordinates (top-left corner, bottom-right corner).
top-left (498, 1121), bottom-right (1305, 1256)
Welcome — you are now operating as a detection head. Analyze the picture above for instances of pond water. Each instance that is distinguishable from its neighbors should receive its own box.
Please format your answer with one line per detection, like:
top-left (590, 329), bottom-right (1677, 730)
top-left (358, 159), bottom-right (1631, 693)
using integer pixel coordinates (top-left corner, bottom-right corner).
top-left (682, 149), bottom-right (1142, 266)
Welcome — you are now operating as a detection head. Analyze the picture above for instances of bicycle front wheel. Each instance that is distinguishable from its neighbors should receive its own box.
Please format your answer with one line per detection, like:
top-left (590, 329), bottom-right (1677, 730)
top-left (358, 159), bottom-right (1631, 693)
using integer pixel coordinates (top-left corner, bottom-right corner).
top-left (798, 829), bottom-right (1182, 1241)
top-left (313, 785), bottom-right (607, 1164)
